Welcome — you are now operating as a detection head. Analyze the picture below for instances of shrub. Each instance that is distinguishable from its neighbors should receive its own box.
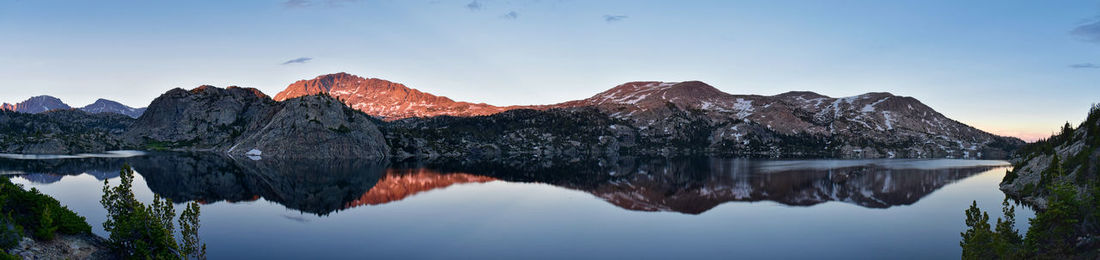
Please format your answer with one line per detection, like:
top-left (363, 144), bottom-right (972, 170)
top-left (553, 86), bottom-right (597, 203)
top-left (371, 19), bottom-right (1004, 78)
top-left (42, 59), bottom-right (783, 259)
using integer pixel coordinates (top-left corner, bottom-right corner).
top-left (0, 177), bottom-right (91, 243)
top-left (0, 214), bottom-right (22, 250)
top-left (32, 206), bottom-right (56, 240)
top-left (0, 251), bottom-right (19, 260)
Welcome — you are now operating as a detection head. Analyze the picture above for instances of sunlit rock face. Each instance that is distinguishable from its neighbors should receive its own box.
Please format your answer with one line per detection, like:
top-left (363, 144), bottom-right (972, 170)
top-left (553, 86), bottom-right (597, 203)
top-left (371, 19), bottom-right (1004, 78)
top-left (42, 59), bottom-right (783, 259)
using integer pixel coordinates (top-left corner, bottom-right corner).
top-left (274, 72), bottom-right (523, 120)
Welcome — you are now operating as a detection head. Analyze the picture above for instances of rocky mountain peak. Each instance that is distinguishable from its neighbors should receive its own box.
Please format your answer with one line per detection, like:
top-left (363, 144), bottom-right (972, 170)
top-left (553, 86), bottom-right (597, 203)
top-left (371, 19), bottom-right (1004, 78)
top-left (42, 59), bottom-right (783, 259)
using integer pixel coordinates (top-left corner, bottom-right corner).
top-left (79, 98), bottom-right (146, 118)
top-left (189, 85), bottom-right (217, 94)
top-left (84, 99), bottom-right (123, 108)
top-left (274, 72), bottom-right (513, 120)
top-left (0, 95), bottom-right (72, 114)
top-left (182, 85), bottom-right (272, 101)
top-left (128, 84), bottom-right (389, 159)
top-left (556, 80), bottom-right (737, 111)
top-left (226, 86), bottom-right (270, 99)
top-left (26, 95), bottom-right (65, 103)
top-left (775, 91), bottom-right (829, 100)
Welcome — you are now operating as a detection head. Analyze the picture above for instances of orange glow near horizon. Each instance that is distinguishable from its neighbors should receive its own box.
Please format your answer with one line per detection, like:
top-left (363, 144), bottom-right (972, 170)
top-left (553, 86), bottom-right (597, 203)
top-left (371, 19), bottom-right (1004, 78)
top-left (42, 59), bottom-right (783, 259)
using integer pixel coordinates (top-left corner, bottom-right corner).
top-left (981, 128), bottom-right (1053, 143)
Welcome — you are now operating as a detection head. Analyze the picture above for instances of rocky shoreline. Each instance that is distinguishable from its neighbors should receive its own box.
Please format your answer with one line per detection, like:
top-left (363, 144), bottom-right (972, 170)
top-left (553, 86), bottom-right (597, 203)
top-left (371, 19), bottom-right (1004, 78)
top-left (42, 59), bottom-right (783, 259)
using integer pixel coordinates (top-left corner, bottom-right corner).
top-left (6, 234), bottom-right (114, 260)
top-left (999, 107), bottom-right (1100, 210)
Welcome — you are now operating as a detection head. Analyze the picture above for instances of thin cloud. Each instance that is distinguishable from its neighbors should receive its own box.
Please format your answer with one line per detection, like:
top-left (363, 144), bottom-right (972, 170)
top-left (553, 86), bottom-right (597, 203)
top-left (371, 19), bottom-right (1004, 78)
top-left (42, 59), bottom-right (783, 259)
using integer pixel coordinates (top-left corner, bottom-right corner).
top-left (466, 1), bottom-right (482, 10)
top-left (283, 0), bottom-right (312, 8)
top-left (1072, 18), bottom-right (1100, 42)
top-left (501, 11), bottom-right (518, 19)
top-left (325, 0), bottom-right (361, 7)
top-left (282, 57), bottom-right (313, 65)
top-left (282, 0), bottom-right (360, 8)
top-left (1070, 63), bottom-right (1100, 69)
top-left (603, 15), bottom-right (628, 23)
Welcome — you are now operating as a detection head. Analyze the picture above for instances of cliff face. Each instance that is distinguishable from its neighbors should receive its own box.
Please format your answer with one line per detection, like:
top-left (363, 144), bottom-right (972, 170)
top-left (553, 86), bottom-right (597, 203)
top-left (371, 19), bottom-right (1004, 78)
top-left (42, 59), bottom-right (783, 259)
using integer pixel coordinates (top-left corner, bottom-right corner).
top-left (127, 86), bottom-right (389, 159)
top-left (226, 95), bottom-right (389, 159)
top-left (124, 86), bottom-right (274, 150)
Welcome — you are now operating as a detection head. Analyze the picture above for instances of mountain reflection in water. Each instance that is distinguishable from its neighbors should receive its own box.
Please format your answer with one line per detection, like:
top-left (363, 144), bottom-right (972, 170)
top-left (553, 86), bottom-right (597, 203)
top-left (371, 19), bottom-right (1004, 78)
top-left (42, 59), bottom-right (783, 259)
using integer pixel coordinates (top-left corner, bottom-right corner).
top-left (0, 153), bottom-right (1007, 215)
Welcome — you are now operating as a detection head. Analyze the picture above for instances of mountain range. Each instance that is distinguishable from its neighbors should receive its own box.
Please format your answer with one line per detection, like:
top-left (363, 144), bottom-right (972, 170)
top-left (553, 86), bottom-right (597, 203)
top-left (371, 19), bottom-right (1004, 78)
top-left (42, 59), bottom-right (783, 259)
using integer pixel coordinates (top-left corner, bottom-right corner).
top-left (79, 99), bottom-right (147, 118)
top-left (274, 73), bottom-right (1021, 159)
top-left (1, 95), bottom-right (146, 118)
top-left (2, 72), bottom-right (1025, 159)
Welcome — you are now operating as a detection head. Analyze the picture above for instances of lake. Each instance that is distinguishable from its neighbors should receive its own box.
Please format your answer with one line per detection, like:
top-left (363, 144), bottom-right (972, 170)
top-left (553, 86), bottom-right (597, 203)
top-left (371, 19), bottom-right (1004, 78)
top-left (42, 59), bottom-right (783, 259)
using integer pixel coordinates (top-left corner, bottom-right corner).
top-left (0, 152), bottom-right (1033, 259)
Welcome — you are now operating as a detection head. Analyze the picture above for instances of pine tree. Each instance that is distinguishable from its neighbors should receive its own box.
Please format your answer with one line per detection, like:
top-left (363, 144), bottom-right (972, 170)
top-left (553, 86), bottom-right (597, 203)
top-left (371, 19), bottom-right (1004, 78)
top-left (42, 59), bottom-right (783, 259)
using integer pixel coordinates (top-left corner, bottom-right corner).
top-left (101, 164), bottom-right (206, 259)
top-left (993, 199), bottom-right (1023, 258)
top-left (33, 206), bottom-right (56, 240)
top-left (961, 201), bottom-right (996, 259)
top-left (1024, 183), bottom-right (1080, 257)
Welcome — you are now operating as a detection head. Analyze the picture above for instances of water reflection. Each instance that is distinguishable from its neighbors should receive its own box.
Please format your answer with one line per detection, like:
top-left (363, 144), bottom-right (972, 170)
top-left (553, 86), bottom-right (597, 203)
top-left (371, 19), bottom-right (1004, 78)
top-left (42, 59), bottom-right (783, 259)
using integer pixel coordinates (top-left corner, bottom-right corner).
top-left (0, 153), bottom-right (1007, 215)
top-left (413, 158), bottom-right (1006, 214)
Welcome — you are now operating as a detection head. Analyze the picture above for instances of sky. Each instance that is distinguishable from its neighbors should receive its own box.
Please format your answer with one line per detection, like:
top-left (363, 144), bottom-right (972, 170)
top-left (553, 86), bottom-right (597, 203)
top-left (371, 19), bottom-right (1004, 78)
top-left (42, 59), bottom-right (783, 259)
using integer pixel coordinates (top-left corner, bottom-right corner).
top-left (1, 0), bottom-right (1099, 141)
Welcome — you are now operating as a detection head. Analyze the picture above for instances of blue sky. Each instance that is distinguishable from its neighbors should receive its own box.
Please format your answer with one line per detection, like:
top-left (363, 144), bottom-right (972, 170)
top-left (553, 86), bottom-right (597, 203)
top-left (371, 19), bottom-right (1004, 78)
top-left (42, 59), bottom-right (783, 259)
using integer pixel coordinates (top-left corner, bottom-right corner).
top-left (1, 0), bottom-right (1099, 141)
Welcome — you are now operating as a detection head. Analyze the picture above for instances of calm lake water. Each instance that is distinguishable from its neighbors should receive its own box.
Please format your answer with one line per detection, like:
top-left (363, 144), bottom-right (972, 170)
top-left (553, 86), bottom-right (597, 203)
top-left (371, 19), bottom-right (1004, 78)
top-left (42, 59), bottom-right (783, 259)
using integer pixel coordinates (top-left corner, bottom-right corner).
top-left (0, 152), bottom-right (1033, 259)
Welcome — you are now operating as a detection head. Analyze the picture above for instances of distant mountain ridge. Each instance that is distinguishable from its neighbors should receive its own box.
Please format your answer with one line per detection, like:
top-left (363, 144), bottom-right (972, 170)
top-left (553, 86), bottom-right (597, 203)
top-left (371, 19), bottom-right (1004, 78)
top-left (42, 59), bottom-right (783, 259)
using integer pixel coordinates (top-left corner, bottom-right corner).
top-left (79, 99), bottom-right (146, 118)
top-left (0, 109), bottom-right (134, 154)
top-left (274, 73), bottom-right (1020, 159)
top-left (0, 95), bottom-right (145, 118)
top-left (538, 81), bottom-right (1023, 158)
top-left (1, 95), bottom-right (71, 113)
top-left (4, 72), bottom-right (1025, 159)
